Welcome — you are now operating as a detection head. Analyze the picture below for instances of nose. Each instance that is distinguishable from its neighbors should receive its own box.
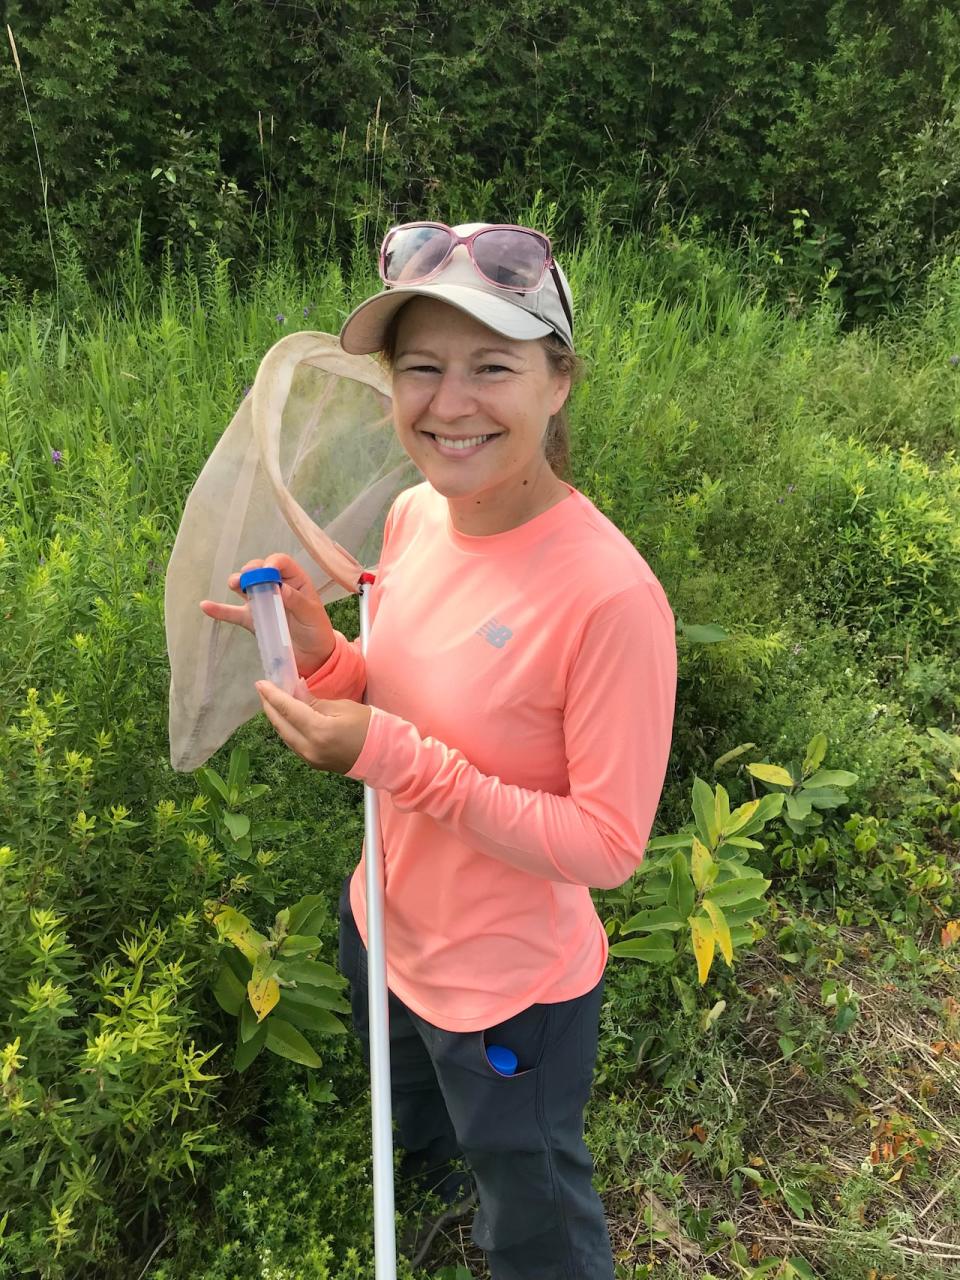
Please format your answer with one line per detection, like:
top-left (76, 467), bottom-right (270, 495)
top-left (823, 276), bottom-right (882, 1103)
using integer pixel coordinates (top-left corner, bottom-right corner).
top-left (428, 368), bottom-right (477, 424)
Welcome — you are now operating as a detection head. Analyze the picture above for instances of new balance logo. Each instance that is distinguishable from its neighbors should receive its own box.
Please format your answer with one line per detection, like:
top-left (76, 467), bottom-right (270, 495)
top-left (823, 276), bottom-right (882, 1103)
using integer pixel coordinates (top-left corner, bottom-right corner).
top-left (477, 617), bottom-right (513, 649)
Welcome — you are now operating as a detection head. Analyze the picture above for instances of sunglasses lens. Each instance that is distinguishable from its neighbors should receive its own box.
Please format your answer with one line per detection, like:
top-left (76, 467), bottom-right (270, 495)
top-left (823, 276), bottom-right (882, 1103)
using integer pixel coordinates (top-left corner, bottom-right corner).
top-left (473, 229), bottom-right (547, 288)
top-left (383, 226), bottom-right (452, 282)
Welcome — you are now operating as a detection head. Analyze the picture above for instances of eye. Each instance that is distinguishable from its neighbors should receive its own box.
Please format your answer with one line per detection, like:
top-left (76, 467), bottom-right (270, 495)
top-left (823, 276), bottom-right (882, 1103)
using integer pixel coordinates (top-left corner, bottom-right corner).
top-left (479, 363), bottom-right (511, 374)
top-left (398, 363), bottom-right (440, 374)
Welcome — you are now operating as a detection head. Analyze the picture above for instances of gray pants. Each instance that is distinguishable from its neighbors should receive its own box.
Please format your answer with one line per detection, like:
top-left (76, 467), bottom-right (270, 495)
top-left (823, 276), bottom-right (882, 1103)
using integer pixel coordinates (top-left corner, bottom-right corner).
top-left (338, 876), bottom-right (615, 1280)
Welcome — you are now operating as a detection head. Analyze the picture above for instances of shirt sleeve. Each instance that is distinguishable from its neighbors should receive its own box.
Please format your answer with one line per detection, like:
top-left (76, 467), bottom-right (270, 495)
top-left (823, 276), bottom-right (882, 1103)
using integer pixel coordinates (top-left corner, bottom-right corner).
top-left (346, 580), bottom-right (678, 890)
top-left (303, 495), bottom-right (400, 702)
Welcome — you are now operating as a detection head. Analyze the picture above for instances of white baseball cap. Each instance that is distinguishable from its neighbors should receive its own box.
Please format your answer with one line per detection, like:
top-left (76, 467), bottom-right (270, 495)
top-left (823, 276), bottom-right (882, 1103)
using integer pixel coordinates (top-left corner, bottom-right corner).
top-left (339, 222), bottom-right (575, 354)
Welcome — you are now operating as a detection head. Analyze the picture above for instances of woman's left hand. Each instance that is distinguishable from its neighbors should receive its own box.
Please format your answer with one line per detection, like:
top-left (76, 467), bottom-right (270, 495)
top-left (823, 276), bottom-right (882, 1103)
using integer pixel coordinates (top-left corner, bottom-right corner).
top-left (254, 681), bottom-right (372, 775)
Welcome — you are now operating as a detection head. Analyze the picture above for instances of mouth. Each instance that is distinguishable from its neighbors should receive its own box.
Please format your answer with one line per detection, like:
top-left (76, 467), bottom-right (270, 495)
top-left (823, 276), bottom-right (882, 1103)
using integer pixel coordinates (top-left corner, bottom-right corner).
top-left (422, 431), bottom-right (502, 459)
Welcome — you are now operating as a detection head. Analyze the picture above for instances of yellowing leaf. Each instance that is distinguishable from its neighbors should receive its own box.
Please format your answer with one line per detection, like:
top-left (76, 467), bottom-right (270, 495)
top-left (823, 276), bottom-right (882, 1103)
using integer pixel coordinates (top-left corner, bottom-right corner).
top-left (211, 905), bottom-right (268, 964)
top-left (941, 920), bottom-right (960, 948)
top-left (248, 954), bottom-right (280, 1021)
top-left (690, 836), bottom-right (716, 893)
top-left (702, 898), bottom-right (733, 965)
top-left (690, 915), bottom-right (716, 985)
top-left (747, 762), bottom-right (795, 788)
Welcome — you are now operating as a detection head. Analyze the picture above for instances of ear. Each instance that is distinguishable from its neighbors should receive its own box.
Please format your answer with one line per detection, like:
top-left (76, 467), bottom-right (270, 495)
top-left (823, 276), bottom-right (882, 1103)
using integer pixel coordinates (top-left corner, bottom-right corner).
top-left (548, 368), bottom-right (572, 416)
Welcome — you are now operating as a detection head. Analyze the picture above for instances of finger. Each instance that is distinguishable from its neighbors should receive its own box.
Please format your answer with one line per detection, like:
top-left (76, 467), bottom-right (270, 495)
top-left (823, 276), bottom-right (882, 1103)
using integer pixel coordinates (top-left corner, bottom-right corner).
top-left (256, 684), bottom-right (317, 761)
top-left (200, 600), bottom-right (252, 629)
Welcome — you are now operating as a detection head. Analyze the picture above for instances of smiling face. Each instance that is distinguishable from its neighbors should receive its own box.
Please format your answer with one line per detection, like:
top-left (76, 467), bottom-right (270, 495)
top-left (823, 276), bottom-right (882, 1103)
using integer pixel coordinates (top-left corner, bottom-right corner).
top-left (390, 297), bottom-right (572, 536)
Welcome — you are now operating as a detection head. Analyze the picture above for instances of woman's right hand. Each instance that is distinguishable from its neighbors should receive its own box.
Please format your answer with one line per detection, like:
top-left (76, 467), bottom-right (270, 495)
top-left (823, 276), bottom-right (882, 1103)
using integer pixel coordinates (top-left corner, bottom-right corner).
top-left (198, 553), bottom-right (337, 680)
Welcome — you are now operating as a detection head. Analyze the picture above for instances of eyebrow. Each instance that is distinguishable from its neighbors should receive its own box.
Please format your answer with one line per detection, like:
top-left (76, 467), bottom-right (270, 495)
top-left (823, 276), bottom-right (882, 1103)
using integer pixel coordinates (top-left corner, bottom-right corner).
top-left (395, 346), bottom-right (523, 360)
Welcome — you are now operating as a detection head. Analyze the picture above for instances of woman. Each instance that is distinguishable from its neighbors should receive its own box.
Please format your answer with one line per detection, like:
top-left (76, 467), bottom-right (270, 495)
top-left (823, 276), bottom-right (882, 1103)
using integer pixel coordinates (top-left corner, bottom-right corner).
top-left (201, 222), bottom-right (678, 1279)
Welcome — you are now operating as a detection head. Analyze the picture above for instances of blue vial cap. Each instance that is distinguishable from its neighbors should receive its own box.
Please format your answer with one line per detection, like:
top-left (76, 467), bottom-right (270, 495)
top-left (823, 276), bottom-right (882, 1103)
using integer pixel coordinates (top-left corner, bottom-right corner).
top-left (485, 1044), bottom-right (518, 1076)
top-left (239, 567), bottom-right (282, 592)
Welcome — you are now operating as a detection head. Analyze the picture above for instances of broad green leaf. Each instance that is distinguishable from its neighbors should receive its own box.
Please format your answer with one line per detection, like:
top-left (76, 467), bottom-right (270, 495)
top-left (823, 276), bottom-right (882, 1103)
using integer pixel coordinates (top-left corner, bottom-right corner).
top-left (222, 811), bottom-right (251, 841)
top-left (734, 790), bottom-right (785, 836)
top-left (197, 767), bottom-right (230, 805)
top-left (729, 925), bottom-right (756, 948)
top-left (706, 876), bottom-right (771, 908)
top-left (248, 955), bottom-right (280, 1021)
top-left (609, 936), bottom-right (675, 962)
top-left (212, 906), bottom-right (268, 964)
top-left (804, 768), bottom-right (857, 789)
top-left (691, 777), bottom-right (720, 847)
top-left (667, 851), bottom-right (696, 920)
top-left (621, 906), bottom-right (686, 934)
top-left (799, 786), bottom-right (846, 808)
top-left (746, 762), bottom-right (795, 788)
top-left (265, 1017), bottom-right (323, 1067)
top-left (681, 623), bottom-right (730, 644)
top-left (720, 898), bottom-right (769, 927)
top-left (224, 947), bottom-right (251, 985)
top-left (280, 984), bottom-right (351, 1017)
top-left (717, 836), bottom-right (764, 851)
top-left (280, 957), bottom-right (348, 990)
top-left (240, 998), bottom-right (261, 1044)
top-left (785, 1256), bottom-right (819, 1280)
top-left (701, 899), bottom-right (733, 965)
top-left (646, 833), bottom-right (694, 850)
top-left (801, 732), bottom-right (828, 776)
top-left (227, 748), bottom-right (250, 800)
top-left (234, 1019), bottom-right (267, 1071)
top-left (287, 893), bottom-right (327, 937)
top-left (691, 836), bottom-right (717, 893)
top-left (690, 915), bottom-right (716, 985)
top-left (212, 961), bottom-right (245, 1015)
top-left (277, 994), bottom-right (348, 1034)
top-left (786, 793), bottom-right (813, 821)
top-left (279, 933), bottom-right (323, 956)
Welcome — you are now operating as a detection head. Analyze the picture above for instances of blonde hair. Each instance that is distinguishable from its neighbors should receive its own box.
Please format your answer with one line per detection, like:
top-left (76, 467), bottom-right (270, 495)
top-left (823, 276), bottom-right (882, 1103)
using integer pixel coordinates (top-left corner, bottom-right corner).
top-left (380, 307), bottom-right (585, 484)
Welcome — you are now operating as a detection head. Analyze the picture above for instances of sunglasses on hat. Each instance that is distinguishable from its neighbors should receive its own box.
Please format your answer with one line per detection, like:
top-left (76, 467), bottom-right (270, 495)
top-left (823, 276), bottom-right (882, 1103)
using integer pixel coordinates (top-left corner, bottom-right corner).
top-left (379, 221), bottom-right (574, 335)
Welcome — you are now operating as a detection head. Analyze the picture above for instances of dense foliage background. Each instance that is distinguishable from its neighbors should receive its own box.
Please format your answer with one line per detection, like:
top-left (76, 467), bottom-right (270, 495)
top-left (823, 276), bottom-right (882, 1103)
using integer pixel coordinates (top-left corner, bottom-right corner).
top-left (3, 1), bottom-right (960, 318)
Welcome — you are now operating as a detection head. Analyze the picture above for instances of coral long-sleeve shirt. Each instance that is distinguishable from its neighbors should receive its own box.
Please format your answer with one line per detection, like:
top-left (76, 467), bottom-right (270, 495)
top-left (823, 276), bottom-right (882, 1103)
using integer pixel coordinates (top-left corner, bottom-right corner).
top-left (306, 480), bottom-right (677, 1032)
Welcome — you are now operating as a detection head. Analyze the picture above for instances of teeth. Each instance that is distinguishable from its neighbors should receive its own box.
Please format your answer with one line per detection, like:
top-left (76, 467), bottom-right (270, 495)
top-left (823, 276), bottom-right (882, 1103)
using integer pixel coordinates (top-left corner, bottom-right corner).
top-left (433, 434), bottom-right (494, 450)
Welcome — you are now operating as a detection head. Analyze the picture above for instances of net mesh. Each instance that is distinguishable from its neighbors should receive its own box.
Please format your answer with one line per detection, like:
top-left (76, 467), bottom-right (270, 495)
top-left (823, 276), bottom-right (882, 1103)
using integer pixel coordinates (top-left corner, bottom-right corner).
top-left (165, 331), bottom-right (418, 772)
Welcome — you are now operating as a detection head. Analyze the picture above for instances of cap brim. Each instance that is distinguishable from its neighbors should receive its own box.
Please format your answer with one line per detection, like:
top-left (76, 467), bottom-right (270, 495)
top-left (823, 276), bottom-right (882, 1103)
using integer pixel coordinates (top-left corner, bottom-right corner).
top-left (339, 284), bottom-right (554, 355)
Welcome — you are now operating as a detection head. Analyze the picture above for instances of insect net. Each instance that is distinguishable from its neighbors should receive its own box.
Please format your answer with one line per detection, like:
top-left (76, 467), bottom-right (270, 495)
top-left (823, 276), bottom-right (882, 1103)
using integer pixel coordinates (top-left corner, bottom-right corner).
top-left (165, 331), bottom-right (419, 773)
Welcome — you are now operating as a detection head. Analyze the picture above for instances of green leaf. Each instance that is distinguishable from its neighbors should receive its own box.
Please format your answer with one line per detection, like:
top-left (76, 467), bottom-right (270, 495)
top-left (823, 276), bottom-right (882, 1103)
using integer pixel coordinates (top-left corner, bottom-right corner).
top-left (235, 1020), bottom-right (267, 1072)
top-left (646, 833), bottom-right (694, 850)
top-left (734, 791), bottom-right (785, 836)
top-left (801, 732), bottom-right (828, 776)
top-left (265, 1017), bottom-right (323, 1067)
top-left (621, 906), bottom-right (686, 934)
top-left (805, 768), bottom-right (857, 788)
top-left (609, 936), bottom-right (675, 962)
top-left (277, 993), bottom-right (349, 1034)
top-left (223, 811), bottom-right (251, 841)
top-left (197, 767), bottom-right (230, 805)
top-left (213, 961), bottom-right (245, 1015)
top-left (667, 851), bottom-right (696, 919)
top-left (746, 762), bottom-right (795, 788)
top-left (287, 893), bottom-right (327, 937)
top-left (227, 748), bottom-right (250, 801)
top-left (705, 876), bottom-right (771, 907)
top-left (240, 998), bottom-right (262, 1044)
top-left (280, 983), bottom-right (351, 1016)
top-left (712, 741), bottom-right (756, 770)
top-left (680, 623), bottom-right (730, 644)
top-left (279, 933), bottom-right (323, 956)
top-left (714, 783), bottom-right (731, 835)
top-left (786, 793), bottom-right (813, 821)
top-left (671, 974), bottom-right (697, 1015)
top-left (280, 957), bottom-right (348, 989)
top-left (799, 786), bottom-right (846, 808)
top-left (721, 797), bottom-right (760, 838)
top-left (691, 777), bottom-right (720, 846)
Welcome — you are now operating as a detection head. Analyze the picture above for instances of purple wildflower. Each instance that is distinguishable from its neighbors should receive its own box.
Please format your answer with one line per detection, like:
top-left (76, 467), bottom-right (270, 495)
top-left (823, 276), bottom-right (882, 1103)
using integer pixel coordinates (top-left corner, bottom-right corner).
top-left (276, 312), bottom-right (286, 324)
top-left (777, 496), bottom-right (784, 504)
top-left (51, 449), bottom-right (63, 466)
top-left (950, 354), bottom-right (960, 368)
top-left (787, 483), bottom-right (795, 493)
top-left (303, 305), bottom-right (312, 318)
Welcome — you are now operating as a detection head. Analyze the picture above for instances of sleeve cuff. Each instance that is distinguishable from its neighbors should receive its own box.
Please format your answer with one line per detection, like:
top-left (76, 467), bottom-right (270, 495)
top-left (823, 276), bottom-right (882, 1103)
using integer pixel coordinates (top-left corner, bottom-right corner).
top-left (345, 704), bottom-right (392, 782)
